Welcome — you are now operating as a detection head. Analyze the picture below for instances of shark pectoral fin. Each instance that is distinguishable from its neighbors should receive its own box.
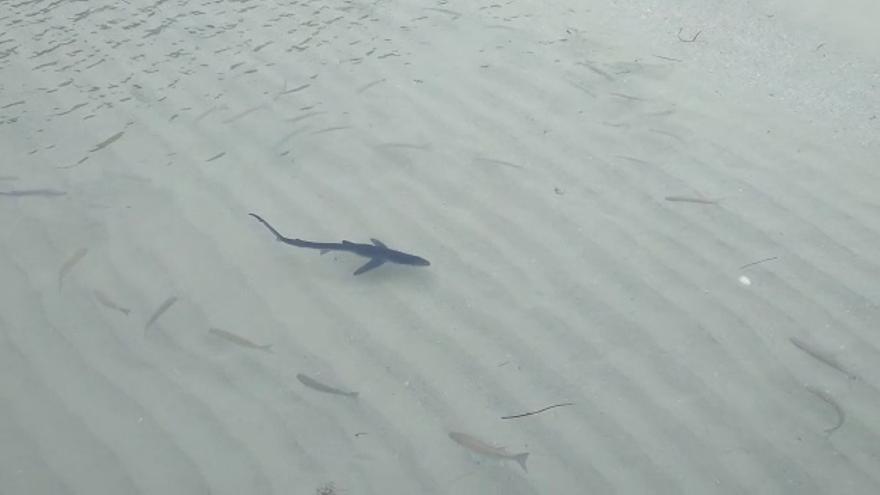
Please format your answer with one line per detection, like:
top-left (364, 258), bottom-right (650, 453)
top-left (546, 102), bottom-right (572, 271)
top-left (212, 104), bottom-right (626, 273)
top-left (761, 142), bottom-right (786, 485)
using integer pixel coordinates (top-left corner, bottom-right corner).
top-left (370, 238), bottom-right (387, 248)
top-left (353, 258), bottom-right (385, 275)
top-left (320, 249), bottom-right (330, 255)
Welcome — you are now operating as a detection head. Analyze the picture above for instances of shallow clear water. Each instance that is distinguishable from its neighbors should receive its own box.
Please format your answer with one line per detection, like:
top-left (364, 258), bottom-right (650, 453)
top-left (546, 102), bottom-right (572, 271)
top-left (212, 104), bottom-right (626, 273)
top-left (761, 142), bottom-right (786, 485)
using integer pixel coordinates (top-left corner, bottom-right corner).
top-left (1, 0), bottom-right (878, 493)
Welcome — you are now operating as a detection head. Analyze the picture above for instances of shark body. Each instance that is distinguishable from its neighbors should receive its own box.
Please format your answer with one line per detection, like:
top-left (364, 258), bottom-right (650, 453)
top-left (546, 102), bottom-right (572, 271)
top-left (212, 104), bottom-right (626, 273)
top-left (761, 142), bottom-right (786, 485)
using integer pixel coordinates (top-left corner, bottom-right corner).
top-left (249, 213), bottom-right (430, 275)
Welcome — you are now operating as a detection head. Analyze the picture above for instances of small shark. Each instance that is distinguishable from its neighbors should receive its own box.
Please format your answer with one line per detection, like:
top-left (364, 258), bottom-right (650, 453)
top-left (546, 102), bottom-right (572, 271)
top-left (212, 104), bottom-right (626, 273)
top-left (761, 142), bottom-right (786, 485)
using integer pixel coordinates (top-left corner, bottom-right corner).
top-left (249, 213), bottom-right (430, 275)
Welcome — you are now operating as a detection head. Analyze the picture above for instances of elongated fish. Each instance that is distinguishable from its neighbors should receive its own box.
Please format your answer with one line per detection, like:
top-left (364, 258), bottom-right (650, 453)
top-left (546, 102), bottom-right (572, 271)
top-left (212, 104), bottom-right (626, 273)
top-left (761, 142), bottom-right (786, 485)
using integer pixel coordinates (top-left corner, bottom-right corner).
top-left (448, 431), bottom-right (529, 472)
top-left (0, 189), bottom-right (67, 197)
top-left (90, 130), bottom-right (124, 152)
top-left (93, 289), bottom-right (130, 316)
top-left (296, 373), bottom-right (358, 398)
top-left (144, 296), bottom-right (177, 332)
top-left (209, 328), bottom-right (272, 353)
top-left (58, 248), bottom-right (88, 290)
top-left (664, 196), bottom-right (718, 205)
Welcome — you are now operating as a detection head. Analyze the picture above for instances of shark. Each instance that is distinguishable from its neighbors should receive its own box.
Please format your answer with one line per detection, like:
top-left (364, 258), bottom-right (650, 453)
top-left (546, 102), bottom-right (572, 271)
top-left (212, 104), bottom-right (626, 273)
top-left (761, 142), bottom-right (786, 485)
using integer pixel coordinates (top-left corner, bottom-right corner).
top-left (249, 213), bottom-right (430, 275)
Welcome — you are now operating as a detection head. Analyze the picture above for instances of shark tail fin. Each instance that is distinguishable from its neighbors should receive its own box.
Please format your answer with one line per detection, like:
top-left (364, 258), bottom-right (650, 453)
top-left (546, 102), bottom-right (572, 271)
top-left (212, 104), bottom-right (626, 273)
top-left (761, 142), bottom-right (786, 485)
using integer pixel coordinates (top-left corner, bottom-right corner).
top-left (249, 213), bottom-right (286, 241)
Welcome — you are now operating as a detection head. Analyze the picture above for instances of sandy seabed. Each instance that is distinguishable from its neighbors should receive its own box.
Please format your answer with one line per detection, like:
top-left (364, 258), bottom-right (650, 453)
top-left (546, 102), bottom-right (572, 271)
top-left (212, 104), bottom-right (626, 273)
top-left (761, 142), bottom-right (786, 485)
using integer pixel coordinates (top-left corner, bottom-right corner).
top-left (1, 0), bottom-right (878, 493)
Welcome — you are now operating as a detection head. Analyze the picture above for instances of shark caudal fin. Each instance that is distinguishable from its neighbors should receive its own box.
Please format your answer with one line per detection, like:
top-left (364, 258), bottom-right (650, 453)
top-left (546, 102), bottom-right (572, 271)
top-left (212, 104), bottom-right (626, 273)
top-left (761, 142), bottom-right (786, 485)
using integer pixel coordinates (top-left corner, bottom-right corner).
top-left (249, 213), bottom-right (286, 241)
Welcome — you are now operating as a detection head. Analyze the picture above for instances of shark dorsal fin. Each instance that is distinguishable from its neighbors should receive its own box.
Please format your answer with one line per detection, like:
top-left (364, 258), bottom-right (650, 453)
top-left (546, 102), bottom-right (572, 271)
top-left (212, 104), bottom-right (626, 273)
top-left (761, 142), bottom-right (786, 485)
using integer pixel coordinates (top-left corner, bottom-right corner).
top-left (341, 240), bottom-right (354, 245)
top-left (371, 238), bottom-right (387, 248)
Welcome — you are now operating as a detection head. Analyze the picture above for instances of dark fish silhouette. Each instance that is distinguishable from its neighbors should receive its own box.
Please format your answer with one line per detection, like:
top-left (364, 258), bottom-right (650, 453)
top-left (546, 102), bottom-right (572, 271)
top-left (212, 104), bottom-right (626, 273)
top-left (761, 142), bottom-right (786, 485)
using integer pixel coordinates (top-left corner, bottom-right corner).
top-left (144, 296), bottom-right (177, 332)
top-left (0, 189), bottom-right (67, 197)
top-left (448, 431), bottom-right (529, 472)
top-left (296, 373), bottom-right (358, 398)
top-left (249, 213), bottom-right (430, 275)
top-left (209, 328), bottom-right (272, 353)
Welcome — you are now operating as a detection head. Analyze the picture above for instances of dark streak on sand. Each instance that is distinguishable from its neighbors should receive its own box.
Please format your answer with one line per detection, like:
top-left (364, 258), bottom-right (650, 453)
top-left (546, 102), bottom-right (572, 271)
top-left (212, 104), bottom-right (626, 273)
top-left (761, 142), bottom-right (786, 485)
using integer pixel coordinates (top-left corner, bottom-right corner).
top-left (0, 189), bottom-right (67, 197)
top-left (58, 248), bottom-right (88, 290)
top-left (276, 83), bottom-right (310, 98)
top-left (501, 402), bottom-right (574, 420)
top-left (222, 104), bottom-right (265, 124)
top-left (144, 296), bottom-right (178, 332)
top-left (285, 111), bottom-right (323, 123)
top-left (790, 337), bottom-right (857, 380)
top-left (474, 157), bottom-right (524, 170)
top-left (806, 386), bottom-right (845, 433)
top-left (311, 126), bottom-right (350, 135)
top-left (664, 196), bottom-right (718, 205)
top-left (375, 142), bottom-right (432, 151)
top-left (54, 102), bottom-right (88, 116)
top-left (739, 256), bottom-right (779, 270)
top-left (356, 78), bottom-right (385, 94)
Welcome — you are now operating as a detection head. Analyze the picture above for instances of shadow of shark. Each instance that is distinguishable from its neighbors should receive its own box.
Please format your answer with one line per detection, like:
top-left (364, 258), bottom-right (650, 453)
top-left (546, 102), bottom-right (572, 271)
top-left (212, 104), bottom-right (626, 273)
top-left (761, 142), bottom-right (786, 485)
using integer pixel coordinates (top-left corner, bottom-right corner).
top-left (249, 213), bottom-right (430, 275)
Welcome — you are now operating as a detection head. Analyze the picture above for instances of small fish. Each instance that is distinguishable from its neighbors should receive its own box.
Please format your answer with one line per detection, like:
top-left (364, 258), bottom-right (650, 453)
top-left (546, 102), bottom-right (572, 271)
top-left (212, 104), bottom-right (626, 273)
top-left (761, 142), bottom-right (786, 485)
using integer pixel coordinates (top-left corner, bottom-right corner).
top-left (448, 431), bottom-right (529, 472)
top-left (209, 328), bottom-right (272, 353)
top-left (58, 248), bottom-right (88, 290)
top-left (89, 130), bottom-right (124, 152)
top-left (93, 289), bottom-right (130, 316)
top-left (0, 189), bottom-right (67, 197)
top-left (664, 196), bottom-right (719, 205)
top-left (311, 126), bottom-right (350, 135)
top-left (375, 142), bottom-right (432, 151)
top-left (205, 151), bottom-right (226, 162)
top-left (474, 157), bottom-right (524, 170)
top-left (144, 296), bottom-right (178, 332)
top-left (296, 373), bottom-right (358, 398)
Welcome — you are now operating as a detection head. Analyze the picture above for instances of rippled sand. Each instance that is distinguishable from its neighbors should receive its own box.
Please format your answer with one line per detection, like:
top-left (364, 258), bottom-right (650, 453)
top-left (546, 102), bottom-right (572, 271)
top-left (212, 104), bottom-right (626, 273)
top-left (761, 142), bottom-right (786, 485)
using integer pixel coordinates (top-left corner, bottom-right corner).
top-left (1, 0), bottom-right (878, 493)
